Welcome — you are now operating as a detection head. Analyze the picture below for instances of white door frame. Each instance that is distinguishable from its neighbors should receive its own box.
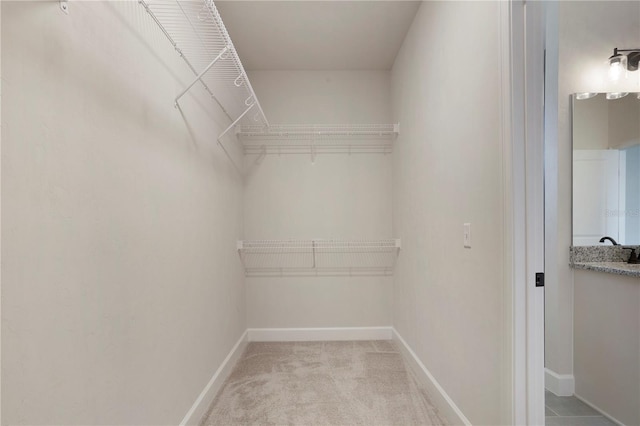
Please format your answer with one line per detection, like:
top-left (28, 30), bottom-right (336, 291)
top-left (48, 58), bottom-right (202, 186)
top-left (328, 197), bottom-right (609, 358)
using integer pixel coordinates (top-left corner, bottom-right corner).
top-left (0, 3), bottom-right (4, 424)
top-left (524, 1), bottom-right (546, 424)
top-left (504, 1), bottom-right (546, 424)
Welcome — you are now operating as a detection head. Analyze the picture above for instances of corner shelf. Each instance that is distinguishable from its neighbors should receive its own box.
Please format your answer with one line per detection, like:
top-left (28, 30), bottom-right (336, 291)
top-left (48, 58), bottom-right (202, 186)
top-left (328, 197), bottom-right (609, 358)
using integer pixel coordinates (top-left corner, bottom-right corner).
top-left (237, 239), bottom-right (401, 277)
top-left (237, 124), bottom-right (399, 155)
top-left (140, 1), bottom-right (398, 160)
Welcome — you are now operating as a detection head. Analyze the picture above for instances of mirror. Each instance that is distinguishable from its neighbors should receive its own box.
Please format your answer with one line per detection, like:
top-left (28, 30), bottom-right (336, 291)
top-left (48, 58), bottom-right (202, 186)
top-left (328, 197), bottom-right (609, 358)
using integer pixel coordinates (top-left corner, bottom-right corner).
top-left (572, 93), bottom-right (640, 246)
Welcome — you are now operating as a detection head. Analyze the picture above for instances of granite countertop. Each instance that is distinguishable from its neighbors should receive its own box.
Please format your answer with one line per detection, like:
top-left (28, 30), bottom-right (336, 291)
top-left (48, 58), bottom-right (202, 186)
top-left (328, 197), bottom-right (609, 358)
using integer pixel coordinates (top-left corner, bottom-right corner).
top-left (572, 261), bottom-right (640, 277)
top-left (570, 246), bottom-right (640, 277)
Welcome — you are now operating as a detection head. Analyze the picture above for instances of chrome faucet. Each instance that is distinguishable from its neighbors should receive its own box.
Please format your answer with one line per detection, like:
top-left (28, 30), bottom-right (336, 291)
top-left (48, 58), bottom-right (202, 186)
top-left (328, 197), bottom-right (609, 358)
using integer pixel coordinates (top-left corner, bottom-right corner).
top-left (599, 236), bottom-right (618, 245)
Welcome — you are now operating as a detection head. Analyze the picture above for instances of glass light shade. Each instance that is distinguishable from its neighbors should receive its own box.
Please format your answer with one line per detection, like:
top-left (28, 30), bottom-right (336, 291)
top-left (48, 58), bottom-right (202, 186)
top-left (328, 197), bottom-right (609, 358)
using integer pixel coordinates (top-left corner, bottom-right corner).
top-left (606, 92), bottom-right (629, 100)
top-left (575, 92), bottom-right (598, 100)
top-left (609, 55), bottom-right (627, 81)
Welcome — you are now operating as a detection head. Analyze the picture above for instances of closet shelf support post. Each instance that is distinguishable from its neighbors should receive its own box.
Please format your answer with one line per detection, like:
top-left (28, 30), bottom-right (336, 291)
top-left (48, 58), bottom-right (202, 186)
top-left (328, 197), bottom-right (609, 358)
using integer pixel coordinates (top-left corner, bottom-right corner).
top-left (312, 240), bottom-right (317, 269)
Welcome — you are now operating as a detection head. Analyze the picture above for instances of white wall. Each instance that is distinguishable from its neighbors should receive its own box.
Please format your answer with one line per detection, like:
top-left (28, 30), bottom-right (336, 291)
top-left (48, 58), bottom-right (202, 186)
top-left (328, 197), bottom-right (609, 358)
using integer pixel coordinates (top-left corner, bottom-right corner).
top-left (573, 270), bottom-right (640, 425)
top-left (546, 0), bottom-right (640, 381)
top-left (244, 70), bottom-right (393, 328)
top-left (572, 95), bottom-right (609, 150)
top-left (391, 2), bottom-right (506, 424)
top-left (573, 94), bottom-right (640, 150)
top-left (608, 95), bottom-right (640, 149)
top-left (1, 2), bottom-right (246, 424)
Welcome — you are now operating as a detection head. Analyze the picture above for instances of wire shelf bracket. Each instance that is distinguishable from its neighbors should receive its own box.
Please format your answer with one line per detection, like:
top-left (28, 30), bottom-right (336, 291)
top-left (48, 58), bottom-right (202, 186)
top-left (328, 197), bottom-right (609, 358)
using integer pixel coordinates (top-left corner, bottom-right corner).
top-left (140, 0), bottom-right (269, 135)
top-left (237, 239), bottom-right (402, 277)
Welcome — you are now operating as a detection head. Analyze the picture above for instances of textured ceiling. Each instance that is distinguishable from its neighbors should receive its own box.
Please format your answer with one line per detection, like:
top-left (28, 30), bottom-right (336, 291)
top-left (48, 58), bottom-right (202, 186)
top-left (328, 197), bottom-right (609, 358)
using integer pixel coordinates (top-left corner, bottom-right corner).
top-left (216, 1), bottom-right (421, 70)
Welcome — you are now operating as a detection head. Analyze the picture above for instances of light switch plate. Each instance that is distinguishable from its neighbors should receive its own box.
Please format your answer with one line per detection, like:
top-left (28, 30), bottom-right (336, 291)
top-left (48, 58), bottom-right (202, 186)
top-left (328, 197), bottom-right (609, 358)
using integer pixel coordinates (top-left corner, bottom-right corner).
top-left (464, 223), bottom-right (471, 248)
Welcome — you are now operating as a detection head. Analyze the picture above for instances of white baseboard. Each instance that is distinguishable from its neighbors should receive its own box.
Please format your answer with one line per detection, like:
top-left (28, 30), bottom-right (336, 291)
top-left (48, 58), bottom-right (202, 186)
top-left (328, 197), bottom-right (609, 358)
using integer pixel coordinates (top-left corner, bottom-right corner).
top-left (544, 368), bottom-right (575, 397)
top-left (247, 326), bottom-right (393, 342)
top-left (574, 393), bottom-right (625, 426)
top-left (180, 330), bottom-right (248, 426)
top-left (392, 328), bottom-right (471, 426)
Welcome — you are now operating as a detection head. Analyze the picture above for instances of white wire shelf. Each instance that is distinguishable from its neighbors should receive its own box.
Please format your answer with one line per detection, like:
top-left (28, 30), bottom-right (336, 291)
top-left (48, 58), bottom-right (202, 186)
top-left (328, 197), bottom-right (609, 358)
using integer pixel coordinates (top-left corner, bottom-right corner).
top-left (140, 0), bottom-right (269, 133)
top-left (237, 124), bottom-right (398, 155)
top-left (237, 239), bottom-right (401, 277)
top-left (238, 124), bottom-right (399, 140)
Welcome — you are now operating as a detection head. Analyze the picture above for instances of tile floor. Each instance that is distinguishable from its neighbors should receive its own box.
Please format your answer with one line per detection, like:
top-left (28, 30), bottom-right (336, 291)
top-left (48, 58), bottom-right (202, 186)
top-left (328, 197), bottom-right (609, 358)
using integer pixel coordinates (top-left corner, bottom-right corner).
top-left (545, 391), bottom-right (617, 426)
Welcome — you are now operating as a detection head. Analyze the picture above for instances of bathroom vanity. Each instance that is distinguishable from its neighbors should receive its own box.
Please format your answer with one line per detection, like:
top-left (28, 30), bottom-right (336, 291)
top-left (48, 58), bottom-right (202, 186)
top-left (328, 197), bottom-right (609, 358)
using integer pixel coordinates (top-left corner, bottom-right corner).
top-left (570, 248), bottom-right (639, 426)
top-left (571, 264), bottom-right (639, 426)
top-left (570, 92), bottom-right (640, 425)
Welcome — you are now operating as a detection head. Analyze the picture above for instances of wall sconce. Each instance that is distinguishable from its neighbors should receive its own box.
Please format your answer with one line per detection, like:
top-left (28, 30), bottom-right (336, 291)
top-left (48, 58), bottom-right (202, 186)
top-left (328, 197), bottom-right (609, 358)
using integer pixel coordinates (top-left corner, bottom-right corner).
top-left (608, 48), bottom-right (640, 82)
top-left (575, 92), bottom-right (598, 100)
top-left (606, 92), bottom-right (629, 100)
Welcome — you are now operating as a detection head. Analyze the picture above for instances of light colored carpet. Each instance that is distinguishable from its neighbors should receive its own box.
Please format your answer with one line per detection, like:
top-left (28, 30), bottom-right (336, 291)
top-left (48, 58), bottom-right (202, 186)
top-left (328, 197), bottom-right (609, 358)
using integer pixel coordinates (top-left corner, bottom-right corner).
top-left (200, 340), bottom-right (448, 425)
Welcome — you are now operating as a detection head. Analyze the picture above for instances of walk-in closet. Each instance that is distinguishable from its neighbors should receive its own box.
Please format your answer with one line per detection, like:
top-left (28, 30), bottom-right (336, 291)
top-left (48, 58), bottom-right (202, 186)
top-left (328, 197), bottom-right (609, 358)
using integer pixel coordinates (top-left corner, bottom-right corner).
top-left (2, 1), bottom-right (521, 424)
